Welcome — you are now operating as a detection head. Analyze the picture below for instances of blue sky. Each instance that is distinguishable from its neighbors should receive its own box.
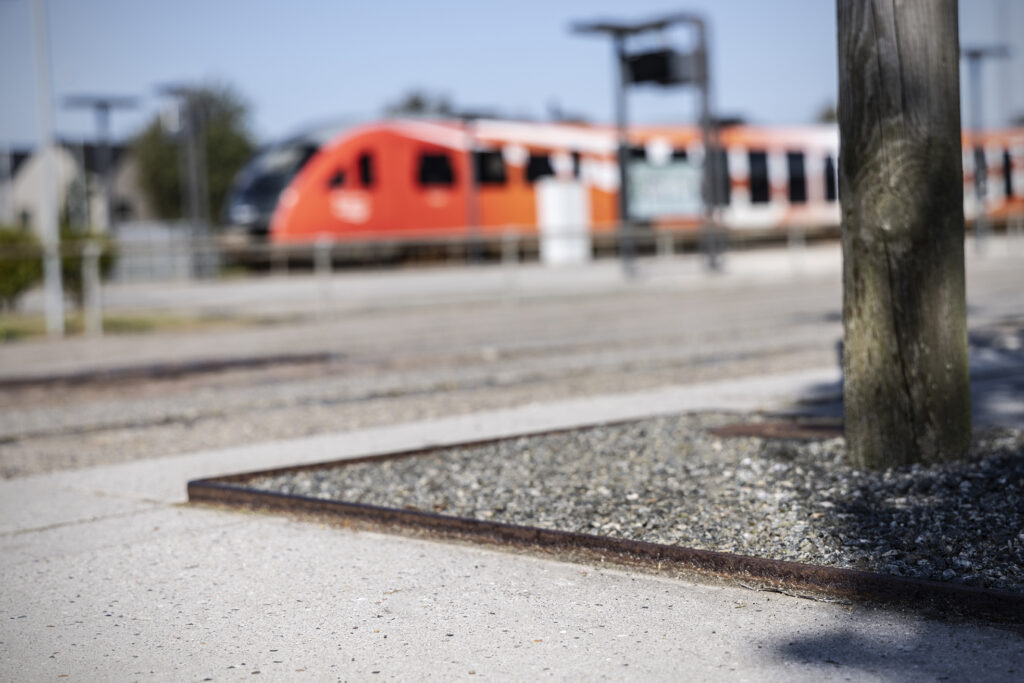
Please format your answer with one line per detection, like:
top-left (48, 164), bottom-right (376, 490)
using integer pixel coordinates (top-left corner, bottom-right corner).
top-left (1, 0), bottom-right (1019, 148)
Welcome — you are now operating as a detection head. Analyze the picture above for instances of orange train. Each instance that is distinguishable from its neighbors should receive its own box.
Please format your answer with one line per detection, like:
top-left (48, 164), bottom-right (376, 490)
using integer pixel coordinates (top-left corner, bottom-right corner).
top-left (258, 118), bottom-right (1024, 244)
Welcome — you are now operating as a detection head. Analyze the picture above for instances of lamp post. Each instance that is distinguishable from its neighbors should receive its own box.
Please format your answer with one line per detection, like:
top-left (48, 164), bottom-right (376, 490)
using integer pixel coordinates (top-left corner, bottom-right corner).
top-left (158, 84), bottom-right (213, 278)
top-left (962, 45), bottom-right (1011, 254)
top-left (571, 13), bottom-right (719, 275)
top-left (30, 0), bottom-right (63, 336)
top-left (63, 95), bottom-right (137, 232)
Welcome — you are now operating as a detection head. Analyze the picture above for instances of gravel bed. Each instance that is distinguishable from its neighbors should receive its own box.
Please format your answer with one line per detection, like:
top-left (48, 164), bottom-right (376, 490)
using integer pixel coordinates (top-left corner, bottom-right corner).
top-left (247, 412), bottom-right (1024, 593)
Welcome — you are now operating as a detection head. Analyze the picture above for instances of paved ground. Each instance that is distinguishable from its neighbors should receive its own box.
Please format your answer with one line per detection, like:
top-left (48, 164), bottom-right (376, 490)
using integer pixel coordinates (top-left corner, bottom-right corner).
top-left (4, 373), bottom-right (1024, 681)
top-left (3, 240), bottom-right (1024, 679)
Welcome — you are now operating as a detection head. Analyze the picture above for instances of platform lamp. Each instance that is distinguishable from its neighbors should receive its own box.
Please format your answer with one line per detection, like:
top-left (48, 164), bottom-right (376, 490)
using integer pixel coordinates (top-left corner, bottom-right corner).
top-left (962, 44), bottom-right (1011, 254)
top-left (62, 95), bottom-right (137, 233)
top-left (157, 83), bottom-right (214, 278)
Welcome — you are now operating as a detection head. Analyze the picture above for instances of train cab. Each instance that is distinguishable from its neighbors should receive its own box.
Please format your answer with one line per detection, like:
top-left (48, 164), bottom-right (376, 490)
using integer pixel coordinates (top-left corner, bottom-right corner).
top-left (223, 122), bottom-right (345, 238)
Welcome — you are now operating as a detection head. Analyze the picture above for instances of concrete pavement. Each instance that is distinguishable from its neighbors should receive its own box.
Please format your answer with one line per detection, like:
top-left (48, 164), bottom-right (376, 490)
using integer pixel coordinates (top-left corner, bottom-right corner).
top-left (19, 242), bottom-right (847, 320)
top-left (8, 245), bottom-right (848, 383)
top-left (5, 237), bottom-right (1023, 386)
top-left (3, 368), bottom-right (1024, 681)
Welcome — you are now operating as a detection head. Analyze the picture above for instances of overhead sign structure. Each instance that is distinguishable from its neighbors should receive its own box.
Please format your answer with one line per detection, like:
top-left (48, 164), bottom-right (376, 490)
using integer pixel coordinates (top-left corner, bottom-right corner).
top-left (571, 13), bottom-right (724, 273)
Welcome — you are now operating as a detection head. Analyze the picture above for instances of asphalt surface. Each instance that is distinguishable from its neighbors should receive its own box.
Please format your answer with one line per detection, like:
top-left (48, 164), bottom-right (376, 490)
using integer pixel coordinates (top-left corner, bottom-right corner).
top-left (3, 240), bottom-right (1024, 679)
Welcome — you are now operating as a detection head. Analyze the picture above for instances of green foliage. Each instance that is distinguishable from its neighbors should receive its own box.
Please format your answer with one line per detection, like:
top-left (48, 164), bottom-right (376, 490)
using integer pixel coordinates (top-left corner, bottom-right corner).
top-left (816, 102), bottom-right (838, 124)
top-left (384, 90), bottom-right (454, 117)
top-left (0, 224), bottom-right (118, 315)
top-left (133, 120), bottom-right (182, 219)
top-left (132, 82), bottom-right (256, 223)
top-left (0, 226), bottom-right (43, 309)
top-left (59, 225), bottom-right (117, 307)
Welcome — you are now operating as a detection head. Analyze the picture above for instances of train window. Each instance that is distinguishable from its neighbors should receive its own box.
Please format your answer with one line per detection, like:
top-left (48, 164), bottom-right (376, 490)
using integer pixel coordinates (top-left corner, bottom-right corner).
top-left (572, 151), bottom-right (581, 178)
top-left (359, 153), bottom-right (374, 187)
top-left (824, 155), bottom-right (838, 202)
top-left (787, 152), bottom-right (807, 204)
top-left (712, 147), bottom-right (730, 206)
top-left (526, 154), bottom-right (554, 182)
top-left (328, 169), bottom-right (346, 188)
top-left (1004, 149), bottom-right (1014, 198)
top-left (748, 150), bottom-right (770, 204)
top-left (418, 152), bottom-right (455, 186)
top-left (629, 146), bottom-right (647, 160)
top-left (474, 150), bottom-right (507, 185)
top-left (672, 149), bottom-right (688, 161)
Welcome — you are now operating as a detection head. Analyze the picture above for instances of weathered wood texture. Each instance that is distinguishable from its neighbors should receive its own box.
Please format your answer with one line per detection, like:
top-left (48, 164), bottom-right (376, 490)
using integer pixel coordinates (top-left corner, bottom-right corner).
top-left (837, 0), bottom-right (970, 467)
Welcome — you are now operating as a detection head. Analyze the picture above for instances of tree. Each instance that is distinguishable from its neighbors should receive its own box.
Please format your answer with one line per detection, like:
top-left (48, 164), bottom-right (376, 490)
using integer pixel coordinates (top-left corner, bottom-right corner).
top-left (383, 90), bottom-right (454, 117)
top-left (815, 102), bottom-right (837, 124)
top-left (837, 0), bottom-right (970, 468)
top-left (132, 83), bottom-right (255, 223)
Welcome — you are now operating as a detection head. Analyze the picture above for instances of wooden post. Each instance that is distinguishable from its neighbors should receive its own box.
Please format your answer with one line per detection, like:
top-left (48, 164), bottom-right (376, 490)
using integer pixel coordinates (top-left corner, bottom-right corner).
top-left (837, 0), bottom-right (971, 467)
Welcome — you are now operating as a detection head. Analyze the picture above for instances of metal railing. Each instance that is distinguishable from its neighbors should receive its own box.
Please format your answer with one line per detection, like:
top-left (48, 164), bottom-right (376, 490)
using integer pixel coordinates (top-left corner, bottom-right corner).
top-left (2, 215), bottom-right (1020, 338)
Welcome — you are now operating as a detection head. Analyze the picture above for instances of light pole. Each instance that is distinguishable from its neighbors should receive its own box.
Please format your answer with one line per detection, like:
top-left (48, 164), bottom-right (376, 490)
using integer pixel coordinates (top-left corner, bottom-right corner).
top-left (158, 84), bottom-right (213, 278)
top-left (571, 13), bottom-right (719, 275)
top-left (962, 45), bottom-right (1011, 254)
top-left (0, 143), bottom-right (12, 226)
top-left (63, 95), bottom-right (137, 232)
top-left (30, 0), bottom-right (63, 336)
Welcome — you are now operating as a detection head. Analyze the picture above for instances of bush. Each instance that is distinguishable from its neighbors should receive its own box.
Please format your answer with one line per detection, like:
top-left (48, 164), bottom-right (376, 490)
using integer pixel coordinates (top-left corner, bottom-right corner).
top-left (0, 225), bottom-right (118, 311)
top-left (59, 226), bottom-right (117, 307)
top-left (0, 226), bottom-right (43, 310)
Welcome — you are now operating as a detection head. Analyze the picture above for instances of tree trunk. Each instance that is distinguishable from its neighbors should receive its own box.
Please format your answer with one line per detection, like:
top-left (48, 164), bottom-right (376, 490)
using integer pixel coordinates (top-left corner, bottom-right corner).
top-left (837, 0), bottom-right (971, 468)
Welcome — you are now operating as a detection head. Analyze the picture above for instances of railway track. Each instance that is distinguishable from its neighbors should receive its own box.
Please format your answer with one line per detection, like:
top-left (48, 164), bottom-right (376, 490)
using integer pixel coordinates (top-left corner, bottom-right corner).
top-left (3, 256), bottom-right (1022, 478)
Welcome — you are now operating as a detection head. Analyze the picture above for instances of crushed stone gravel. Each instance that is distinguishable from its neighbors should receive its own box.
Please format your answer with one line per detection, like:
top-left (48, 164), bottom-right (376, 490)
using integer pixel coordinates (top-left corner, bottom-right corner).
top-left (247, 412), bottom-right (1024, 593)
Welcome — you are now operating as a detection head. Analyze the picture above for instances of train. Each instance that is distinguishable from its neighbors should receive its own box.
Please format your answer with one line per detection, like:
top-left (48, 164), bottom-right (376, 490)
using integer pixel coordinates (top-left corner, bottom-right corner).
top-left (222, 118), bottom-right (1024, 247)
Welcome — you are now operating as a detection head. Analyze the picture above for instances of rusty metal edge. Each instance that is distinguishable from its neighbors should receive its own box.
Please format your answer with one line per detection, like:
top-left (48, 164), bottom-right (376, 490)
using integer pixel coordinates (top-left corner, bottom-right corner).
top-left (185, 416), bottom-right (1024, 626)
top-left (708, 419), bottom-right (844, 441)
top-left (187, 478), bottom-right (1024, 626)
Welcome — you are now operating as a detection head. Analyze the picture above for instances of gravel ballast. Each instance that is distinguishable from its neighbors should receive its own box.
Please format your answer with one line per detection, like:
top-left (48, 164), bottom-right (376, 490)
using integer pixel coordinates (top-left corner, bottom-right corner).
top-left (247, 412), bottom-right (1024, 594)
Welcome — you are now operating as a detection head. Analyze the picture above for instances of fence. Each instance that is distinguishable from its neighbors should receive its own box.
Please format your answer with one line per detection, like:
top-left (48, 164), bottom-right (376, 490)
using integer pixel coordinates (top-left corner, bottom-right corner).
top-left (2, 214), bottom-right (1021, 338)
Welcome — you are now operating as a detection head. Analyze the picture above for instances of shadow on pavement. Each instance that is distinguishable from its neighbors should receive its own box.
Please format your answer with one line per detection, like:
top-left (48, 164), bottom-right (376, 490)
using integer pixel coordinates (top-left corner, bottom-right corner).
top-left (773, 627), bottom-right (1024, 679)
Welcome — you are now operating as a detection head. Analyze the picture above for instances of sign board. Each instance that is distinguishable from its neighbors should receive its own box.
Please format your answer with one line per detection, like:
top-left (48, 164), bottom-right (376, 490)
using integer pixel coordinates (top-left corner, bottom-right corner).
top-left (627, 160), bottom-right (703, 219)
top-left (625, 49), bottom-right (699, 86)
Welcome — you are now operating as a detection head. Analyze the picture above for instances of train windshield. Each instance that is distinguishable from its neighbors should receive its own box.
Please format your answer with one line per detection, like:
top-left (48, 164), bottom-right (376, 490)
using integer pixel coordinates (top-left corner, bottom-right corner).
top-left (238, 144), bottom-right (318, 203)
top-left (225, 141), bottom-right (320, 234)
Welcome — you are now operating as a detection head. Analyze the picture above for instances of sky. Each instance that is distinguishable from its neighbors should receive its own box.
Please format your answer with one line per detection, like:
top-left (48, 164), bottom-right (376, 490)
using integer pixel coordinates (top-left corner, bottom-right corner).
top-left (1, 0), bottom-right (1020, 149)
